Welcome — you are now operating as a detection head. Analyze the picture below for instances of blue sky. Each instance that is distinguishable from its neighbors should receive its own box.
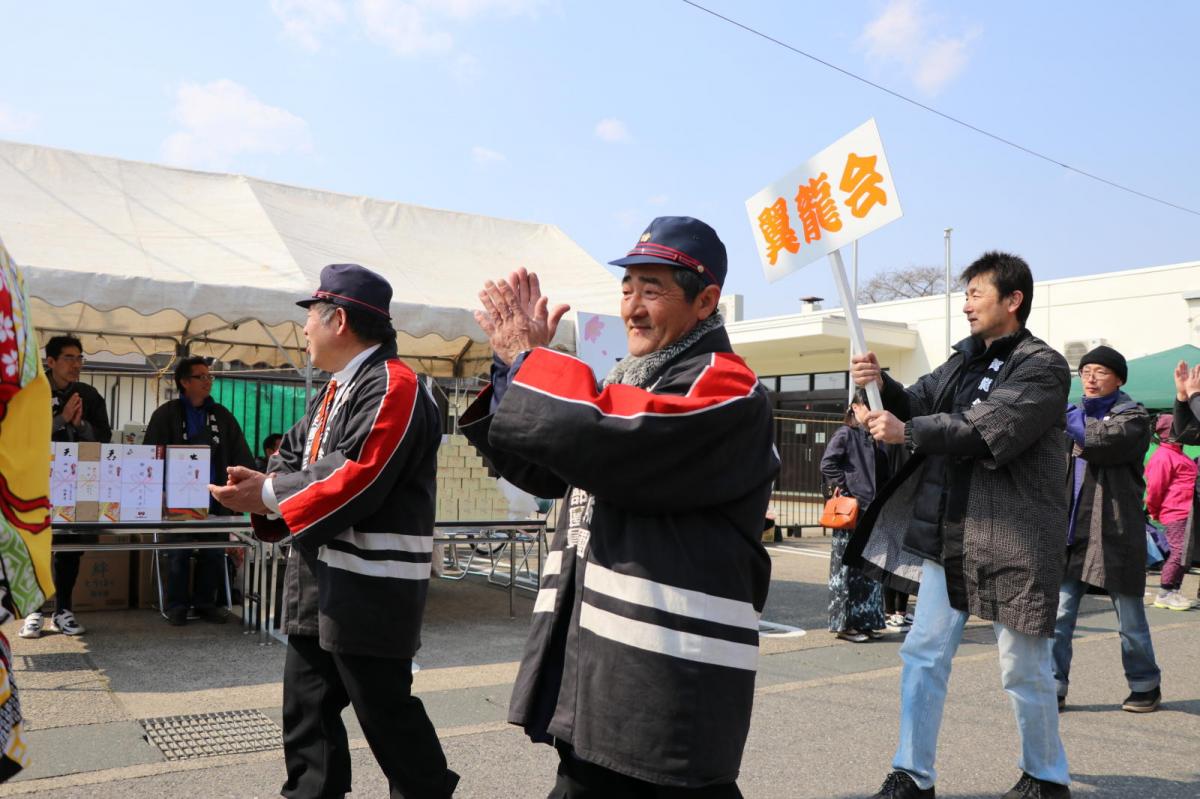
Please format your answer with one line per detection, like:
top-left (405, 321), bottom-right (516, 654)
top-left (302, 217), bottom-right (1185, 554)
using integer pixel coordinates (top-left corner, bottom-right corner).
top-left (2, 1), bottom-right (1197, 320)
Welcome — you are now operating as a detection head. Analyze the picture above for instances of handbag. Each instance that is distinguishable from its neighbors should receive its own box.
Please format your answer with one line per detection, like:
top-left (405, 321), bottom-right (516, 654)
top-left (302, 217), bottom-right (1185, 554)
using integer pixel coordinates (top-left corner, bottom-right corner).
top-left (820, 488), bottom-right (859, 530)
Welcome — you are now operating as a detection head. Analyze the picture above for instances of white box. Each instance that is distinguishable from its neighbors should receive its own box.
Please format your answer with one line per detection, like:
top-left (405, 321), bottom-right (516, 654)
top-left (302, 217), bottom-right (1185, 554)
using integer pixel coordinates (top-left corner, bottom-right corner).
top-left (119, 446), bottom-right (163, 522)
top-left (50, 442), bottom-right (79, 522)
top-left (165, 446), bottom-right (211, 518)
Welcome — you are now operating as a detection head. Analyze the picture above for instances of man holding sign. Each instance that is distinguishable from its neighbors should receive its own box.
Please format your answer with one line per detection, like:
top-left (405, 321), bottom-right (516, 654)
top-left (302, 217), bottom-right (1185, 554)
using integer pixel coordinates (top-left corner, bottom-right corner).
top-left (847, 253), bottom-right (1072, 799)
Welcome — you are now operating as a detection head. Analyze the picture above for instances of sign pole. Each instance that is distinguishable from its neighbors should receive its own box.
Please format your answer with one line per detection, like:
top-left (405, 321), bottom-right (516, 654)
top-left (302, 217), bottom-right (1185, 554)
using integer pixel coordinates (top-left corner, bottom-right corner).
top-left (829, 248), bottom-right (883, 411)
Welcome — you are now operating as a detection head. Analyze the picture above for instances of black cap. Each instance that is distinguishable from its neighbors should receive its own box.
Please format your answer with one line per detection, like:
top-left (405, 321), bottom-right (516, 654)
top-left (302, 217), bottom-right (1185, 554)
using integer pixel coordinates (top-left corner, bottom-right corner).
top-left (1078, 345), bottom-right (1127, 383)
top-left (608, 216), bottom-right (728, 289)
top-left (297, 263), bottom-right (392, 320)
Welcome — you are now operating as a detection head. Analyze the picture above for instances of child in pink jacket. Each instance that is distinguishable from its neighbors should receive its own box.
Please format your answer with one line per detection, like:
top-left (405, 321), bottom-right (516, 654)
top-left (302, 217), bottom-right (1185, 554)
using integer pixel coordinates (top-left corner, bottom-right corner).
top-left (1145, 414), bottom-right (1198, 610)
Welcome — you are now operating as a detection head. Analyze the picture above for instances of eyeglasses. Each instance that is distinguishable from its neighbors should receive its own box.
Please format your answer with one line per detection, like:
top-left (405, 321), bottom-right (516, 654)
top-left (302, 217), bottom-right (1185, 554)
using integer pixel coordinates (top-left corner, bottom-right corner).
top-left (56, 355), bottom-right (86, 364)
top-left (1078, 367), bottom-right (1113, 380)
top-left (186, 373), bottom-right (215, 383)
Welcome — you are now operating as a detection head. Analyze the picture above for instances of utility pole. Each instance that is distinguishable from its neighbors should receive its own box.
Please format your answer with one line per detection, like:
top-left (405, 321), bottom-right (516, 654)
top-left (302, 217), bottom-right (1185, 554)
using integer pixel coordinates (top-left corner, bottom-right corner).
top-left (944, 228), bottom-right (953, 359)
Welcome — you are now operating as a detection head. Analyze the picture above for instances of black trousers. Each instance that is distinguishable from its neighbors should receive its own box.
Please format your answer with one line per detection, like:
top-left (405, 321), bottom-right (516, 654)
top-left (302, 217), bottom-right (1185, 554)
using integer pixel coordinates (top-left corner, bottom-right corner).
top-left (549, 745), bottom-right (743, 799)
top-left (53, 552), bottom-right (83, 612)
top-left (282, 635), bottom-right (459, 799)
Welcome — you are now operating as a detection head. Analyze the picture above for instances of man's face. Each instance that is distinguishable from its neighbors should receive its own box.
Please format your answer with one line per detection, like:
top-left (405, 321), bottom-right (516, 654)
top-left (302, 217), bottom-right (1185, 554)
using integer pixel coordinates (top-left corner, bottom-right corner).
top-left (303, 305), bottom-right (340, 371)
top-left (47, 346), bottom-right (84, 385)
top-left (1080, 364), bottom-right (1122, 399)
top-left (962, 273), bottom-right (1021, 342)
top-left (620, 265), bottom-right (714, 357)
top-left (180, 363), bottom-right (214, 405)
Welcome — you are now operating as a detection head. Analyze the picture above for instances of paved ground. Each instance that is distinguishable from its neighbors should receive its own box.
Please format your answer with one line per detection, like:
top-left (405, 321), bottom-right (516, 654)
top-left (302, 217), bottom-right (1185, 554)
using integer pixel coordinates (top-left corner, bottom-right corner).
top-left (4, 537), bottom-right (1198, 798)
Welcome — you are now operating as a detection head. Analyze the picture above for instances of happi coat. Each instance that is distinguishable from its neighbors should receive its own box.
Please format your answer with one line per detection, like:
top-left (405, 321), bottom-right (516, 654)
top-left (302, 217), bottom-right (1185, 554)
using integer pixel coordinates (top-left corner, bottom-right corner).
top-left (268, 342), bottom-right (441, 659)
top-left (461, 329), bottom-right (778, 788)
top-left (846, 329), bottom-right (1071, 638)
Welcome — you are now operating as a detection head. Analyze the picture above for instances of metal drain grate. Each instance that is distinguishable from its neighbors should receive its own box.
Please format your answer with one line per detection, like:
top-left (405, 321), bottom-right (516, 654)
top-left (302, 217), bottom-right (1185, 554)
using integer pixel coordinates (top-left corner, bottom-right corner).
top-left (141, 709), bottom-right (282, 760)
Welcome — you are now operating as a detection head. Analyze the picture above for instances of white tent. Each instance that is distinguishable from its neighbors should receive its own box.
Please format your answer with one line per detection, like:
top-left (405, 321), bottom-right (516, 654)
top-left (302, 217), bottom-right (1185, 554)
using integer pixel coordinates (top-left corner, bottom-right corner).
top-left (0, 140), bottom-right (620, 377)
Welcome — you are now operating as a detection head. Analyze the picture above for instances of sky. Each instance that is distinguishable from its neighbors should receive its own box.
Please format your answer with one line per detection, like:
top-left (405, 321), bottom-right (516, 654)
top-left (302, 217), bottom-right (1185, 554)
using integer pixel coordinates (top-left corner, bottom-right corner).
top-left (1, 0), bottom-right (1198, 320)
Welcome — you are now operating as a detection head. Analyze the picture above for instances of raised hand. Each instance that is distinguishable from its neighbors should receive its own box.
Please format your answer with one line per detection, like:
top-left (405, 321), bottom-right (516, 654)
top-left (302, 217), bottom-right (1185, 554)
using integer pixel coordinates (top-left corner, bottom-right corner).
top-left (474, 267), bottom-right (570, 365)
top-left (1186, 364), bottom-right (1200, 400)
top-left (1176, 360), bottom-right (1189, 401)
top-left (851, 351), bottom-right (883, 389)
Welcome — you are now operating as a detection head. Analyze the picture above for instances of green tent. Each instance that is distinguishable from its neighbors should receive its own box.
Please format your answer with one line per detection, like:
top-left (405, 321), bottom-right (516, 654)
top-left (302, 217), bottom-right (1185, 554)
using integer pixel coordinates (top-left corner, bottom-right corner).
top-left (1068, 344), bottom-right (1200, 411)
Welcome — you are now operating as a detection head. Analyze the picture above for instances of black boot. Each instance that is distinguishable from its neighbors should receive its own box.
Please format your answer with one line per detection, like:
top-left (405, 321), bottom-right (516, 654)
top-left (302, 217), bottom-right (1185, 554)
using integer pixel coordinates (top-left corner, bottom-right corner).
top-left (1001, 772), bottom-right (1070, 798)
top-left (871, 770), bottom-right (934, 798)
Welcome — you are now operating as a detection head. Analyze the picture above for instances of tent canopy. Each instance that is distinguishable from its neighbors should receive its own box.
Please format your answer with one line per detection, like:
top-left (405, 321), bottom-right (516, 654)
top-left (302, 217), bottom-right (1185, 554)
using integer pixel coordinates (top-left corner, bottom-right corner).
top-left (1068, 344), bottom-right (1200, 410)
top-left (0, 140), bottom-right (620, 376)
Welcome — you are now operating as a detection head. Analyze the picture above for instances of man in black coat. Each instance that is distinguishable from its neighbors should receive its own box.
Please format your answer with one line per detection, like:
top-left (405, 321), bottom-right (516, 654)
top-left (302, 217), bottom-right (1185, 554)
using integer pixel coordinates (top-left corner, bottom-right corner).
top-left (18, 335), bottom-right (112, 640)
top-left (144, 356), bottom-right (254, 625)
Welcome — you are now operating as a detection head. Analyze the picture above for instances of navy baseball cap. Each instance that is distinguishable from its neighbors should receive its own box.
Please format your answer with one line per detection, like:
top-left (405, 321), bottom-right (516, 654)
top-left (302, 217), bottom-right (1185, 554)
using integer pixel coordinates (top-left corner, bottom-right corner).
top-left (297, 263), bottom-right (392, 320)
top-left (609, 216), bottom-right (727, 289)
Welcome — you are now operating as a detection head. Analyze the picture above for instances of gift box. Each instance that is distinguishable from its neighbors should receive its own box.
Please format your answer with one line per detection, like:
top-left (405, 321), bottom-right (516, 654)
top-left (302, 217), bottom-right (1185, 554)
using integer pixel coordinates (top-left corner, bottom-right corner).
top-left (50, 442), bottom-right (78, 523)
top-left (99, 443), bottom-right (122, 522)
top-left (165, 446), bottom-right (211, 520)
top-left (119, 444), bottom-right (163, 522)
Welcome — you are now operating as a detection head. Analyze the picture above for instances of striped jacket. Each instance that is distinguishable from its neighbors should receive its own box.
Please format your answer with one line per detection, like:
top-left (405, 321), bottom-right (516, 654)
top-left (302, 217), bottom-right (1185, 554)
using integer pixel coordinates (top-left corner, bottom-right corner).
top-left (269, 342), bottom-right (440, 658)
top-left (461, 328), bottom-right (778, 788)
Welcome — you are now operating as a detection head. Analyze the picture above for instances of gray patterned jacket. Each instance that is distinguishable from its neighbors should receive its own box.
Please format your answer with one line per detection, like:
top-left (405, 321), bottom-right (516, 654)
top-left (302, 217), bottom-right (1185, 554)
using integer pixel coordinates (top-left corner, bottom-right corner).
top-left (847, 329), bottom-right (1070, 638)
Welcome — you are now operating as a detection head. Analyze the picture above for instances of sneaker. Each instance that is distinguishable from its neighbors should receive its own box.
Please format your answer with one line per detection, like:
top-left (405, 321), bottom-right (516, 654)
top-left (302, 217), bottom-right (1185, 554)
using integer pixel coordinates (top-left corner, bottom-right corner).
top-left (1153, 590), bottom-right (1191, 611)
top-left (903, 612), bottom-right (915, 625)
top-left (886, 613), bottom-right (912, 631)
top-left (18, 612), bottom-right (43, 639)
top-left (49, 609), bottom-right (85, 636)
top-left (1122, 686), bottom-right (1161, 713)
top-left (1002, 772), bottom-right (1070, 798)
top-left (871, 770), bottom-right (934, 798)
top-left (166, 607), bottom-right (188, 626)
top-left (835, 628), bottom-right (870, 643)
top-left (195, 606), bottom-right (229, 625)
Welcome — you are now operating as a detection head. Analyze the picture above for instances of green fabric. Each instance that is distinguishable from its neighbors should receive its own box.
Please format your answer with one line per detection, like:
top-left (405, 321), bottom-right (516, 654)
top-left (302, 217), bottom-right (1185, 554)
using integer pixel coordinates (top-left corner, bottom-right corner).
top-left (1069, 344), bottom-right (1200, 411)
top-left (211, 379), bottom-right (309, 457)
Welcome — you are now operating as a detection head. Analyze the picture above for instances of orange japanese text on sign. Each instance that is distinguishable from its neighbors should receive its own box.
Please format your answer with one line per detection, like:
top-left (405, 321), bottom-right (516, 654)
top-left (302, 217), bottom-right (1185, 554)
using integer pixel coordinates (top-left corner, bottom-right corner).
top-left (794, 172), bottom-right (843, 244)
top-left (756, 197), bottom-right (800, 265)
top-left (840, 153), bottom-right (887, 218)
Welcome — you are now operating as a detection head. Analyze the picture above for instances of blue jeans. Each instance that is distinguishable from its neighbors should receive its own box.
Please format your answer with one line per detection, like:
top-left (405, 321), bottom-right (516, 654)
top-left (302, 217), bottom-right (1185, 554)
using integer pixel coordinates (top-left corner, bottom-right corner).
top-left (893, 560), bottom-right (1069, 790)
top-left (1052, 578), bottom-right (1160, 697)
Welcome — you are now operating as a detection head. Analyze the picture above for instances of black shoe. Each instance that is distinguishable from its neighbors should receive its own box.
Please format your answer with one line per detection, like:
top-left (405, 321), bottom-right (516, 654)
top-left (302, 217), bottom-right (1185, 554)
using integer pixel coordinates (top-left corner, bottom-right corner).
top-left (166, 607), bottom-right (188, 626)
top-left (1001, 772), bottom-right (1070, 798)
top-left (1057, 695), bottom-right (1066, 712)
top-left (872, 770), bottom-right (934, 798)
top-left (1121, 686), bottom-right (1161, 713)
top-left (195, 606), bottom-right (229, 624)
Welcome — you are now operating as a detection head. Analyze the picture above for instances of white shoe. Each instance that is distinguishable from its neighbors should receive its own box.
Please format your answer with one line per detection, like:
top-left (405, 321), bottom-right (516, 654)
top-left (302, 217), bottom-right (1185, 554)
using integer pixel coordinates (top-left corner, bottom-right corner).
top-left (1153, 590), bottom-right (1192, 611)
top-left (49, 609), bottom-right (86, 635)
top-left (18, 612), bottom-right (44, 639)
top-left (885, 613), bottom-right (911, 631)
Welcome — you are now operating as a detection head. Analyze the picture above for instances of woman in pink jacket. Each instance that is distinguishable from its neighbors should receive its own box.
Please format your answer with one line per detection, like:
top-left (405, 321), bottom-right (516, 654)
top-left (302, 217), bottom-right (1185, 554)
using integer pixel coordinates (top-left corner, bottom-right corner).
top-left (1145, 413), bottom-right (1198, 610)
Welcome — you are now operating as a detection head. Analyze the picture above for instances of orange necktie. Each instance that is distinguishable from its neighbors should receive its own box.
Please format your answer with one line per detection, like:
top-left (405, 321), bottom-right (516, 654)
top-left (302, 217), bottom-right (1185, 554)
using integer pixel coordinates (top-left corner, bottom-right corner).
top-left (308, 379), bottom-right (337, 466)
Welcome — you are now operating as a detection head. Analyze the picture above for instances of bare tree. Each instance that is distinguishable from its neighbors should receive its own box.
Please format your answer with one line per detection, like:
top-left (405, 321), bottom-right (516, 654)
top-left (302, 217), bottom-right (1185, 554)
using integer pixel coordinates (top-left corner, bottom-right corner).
top-left (858, 265), bottom-right (964, 303)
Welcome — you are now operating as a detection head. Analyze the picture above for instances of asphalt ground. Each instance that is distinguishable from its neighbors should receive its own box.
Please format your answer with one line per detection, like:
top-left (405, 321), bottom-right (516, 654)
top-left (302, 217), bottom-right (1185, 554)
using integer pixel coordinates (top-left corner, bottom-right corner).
top-left (3, 537), bottom-right (1198, 799)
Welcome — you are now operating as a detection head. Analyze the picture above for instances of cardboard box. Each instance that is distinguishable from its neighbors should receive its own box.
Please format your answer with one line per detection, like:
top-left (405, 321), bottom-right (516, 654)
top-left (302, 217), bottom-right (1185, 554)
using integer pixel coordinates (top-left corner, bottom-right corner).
top-left (50, 442), bottom-right (78, 522)
top-left (119, 444), bottom-right (163, 522)
top-left (72, 548), bottom-right (131, 611)
top-left (165, 446), bottom-right (210, 520)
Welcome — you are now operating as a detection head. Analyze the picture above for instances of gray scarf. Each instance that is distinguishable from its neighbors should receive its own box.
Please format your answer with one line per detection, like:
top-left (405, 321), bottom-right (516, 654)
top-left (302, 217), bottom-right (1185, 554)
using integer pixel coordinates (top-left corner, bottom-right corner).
top-left (602, 312), bottom-right (725, 389)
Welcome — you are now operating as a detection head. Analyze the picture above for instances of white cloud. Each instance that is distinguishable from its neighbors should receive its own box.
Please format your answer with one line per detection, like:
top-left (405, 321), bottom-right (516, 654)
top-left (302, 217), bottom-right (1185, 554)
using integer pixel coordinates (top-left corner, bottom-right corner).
top-left (270, 0), bottom-right (348, 51)
top-left (595, 118), bottom-right (630, 143)
top-left (0, 103), bottom-right (37, 136)
top-left (471, 145), bottom-right (506, 164)
top-left (358, 0), bottom-right (453, 56)
top-left (647, 194), bottom-right (668, 206)
top-left (859, 0), bottom-right (979, 95)
top-left (435, 0), bottom-right (548, 20)
top-left (162, 79), bottom-right (313, 170)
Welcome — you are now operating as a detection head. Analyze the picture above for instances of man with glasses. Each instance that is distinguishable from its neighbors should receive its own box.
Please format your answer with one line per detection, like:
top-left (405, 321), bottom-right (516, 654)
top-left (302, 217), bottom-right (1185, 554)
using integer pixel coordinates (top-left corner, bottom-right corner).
top-left (19, 335), bottom-right (112, 640)
top-left (144, 356), bottom-right (254, 625)
top-left (1052, 345), bottom-right (1161, 713)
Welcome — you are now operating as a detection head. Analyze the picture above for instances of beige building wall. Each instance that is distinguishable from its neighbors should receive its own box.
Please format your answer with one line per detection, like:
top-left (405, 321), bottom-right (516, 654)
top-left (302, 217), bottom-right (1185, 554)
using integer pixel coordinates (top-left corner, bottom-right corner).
top-left (730, 259), bottom-right (1200, 386)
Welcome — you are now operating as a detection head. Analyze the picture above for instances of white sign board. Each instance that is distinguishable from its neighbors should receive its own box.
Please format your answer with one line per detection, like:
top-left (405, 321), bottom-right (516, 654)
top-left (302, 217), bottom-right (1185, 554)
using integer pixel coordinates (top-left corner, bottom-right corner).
top-left (575, 312), bottom-right (627, 380)
top-left (746, 118), bottom-right (902, 282)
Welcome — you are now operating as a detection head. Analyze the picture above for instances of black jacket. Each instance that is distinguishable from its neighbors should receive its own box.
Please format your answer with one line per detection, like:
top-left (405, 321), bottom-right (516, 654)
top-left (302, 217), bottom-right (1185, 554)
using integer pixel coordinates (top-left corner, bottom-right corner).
top-left (462, 328), bottom-right (778, 788)
top-left (143, 398), bottom-right (255, 514)
top-left (48, 376), bottom-right (112, 443)
top-left (269, 343), bottom-right (441, 658)
top-left (820, 424), bottom-right (901, 511)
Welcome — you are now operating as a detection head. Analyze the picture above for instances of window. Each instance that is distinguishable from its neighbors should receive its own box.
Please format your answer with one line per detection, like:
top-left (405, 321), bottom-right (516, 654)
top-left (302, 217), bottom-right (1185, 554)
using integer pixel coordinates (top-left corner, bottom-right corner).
top-left (813, 372), bottom-right (847, 391)
top-left (779, 375), bottom-right (811, 392)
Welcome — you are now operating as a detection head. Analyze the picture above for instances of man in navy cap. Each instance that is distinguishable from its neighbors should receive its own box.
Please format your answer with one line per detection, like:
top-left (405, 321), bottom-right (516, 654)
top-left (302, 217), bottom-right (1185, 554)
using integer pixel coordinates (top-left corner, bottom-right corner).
top-left (461, 217), bottom-right (778, 797)
top-left (213, 263), bottom-right (458, 799)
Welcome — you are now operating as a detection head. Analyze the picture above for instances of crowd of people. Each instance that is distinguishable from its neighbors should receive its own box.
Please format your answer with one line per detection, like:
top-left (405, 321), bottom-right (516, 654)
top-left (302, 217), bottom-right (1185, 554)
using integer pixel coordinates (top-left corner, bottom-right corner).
top-left (6, 217), bottom-right (1197, 797)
